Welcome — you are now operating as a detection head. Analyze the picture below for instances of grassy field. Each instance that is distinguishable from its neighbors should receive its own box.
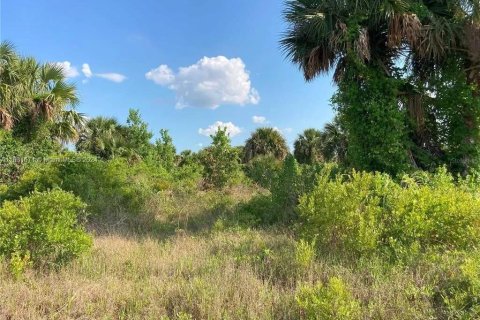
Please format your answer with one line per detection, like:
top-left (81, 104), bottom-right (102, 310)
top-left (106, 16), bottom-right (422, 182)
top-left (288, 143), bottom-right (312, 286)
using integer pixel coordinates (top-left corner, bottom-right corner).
top-left (0, 187), bottom-right (464, 320)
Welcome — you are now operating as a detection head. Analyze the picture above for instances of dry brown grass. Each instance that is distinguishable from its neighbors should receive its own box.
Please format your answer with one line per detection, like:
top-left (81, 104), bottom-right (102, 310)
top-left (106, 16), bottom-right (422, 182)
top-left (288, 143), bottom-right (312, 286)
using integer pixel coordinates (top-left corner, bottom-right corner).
top-left (0, 229), bottom-right (440, 320)
top-left (0, 231), bottom-right (298, 320)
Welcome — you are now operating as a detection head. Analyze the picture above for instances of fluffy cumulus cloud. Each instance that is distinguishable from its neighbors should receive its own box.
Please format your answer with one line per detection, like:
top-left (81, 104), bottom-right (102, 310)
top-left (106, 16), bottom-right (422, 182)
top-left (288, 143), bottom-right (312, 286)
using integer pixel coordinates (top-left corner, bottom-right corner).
top-left (82, 63), bottom-right (126, 83)
top-left (198, 121), bottom-right (242, 137)
top-left (145, 56), bottom-right (260, 109)
top-left (145, 65), bottom-right (175, 85)
top-left (82, 63), bottom-right (93, 78)
top-left (252, 115), bottom-right (267, 124)
top-left (54, 61), bottom-right (79, 78)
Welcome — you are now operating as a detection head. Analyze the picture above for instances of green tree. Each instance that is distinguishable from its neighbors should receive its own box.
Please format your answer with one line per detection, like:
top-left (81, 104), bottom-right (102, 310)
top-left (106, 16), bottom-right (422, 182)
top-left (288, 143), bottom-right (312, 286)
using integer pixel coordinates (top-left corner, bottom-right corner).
top-left (271, 154), bottom-right (300, 221)
top-left (123, 109), bottom-right (153, 159)
top-left (154, 129), bottom-right (176, 170)
top-left (281, 0), bottom-right (480, 174)
top-left (244, 127), bottom-right (289, 163)
top-left (281, 0), bottom-right (411, 174)
top-left (201, 128), bottom-right (240, 189)
top-left (333, 68), bottom-right (409, 174)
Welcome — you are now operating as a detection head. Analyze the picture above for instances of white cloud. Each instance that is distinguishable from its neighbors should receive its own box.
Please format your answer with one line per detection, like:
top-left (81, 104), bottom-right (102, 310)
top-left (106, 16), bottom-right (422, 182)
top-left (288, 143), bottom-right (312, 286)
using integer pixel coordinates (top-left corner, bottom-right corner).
top-left (198, 121), bottom-right (242, 137)
top-left (82, 63), bottom-right (93, 78)
top-left (145, 65), bottom-right (175, 85)
top-left (81, 63), bottom-right (126, 83)
top-left (146, 56), bottom-right (260, 109)
top-left (252, 115), bottom-right (267, 124)
top-left (273, 127), bottom-right (293, 135)
top-left (54, 61), bottom-right (79, 78)
top-left (96, 73), bottom-right (127, 83)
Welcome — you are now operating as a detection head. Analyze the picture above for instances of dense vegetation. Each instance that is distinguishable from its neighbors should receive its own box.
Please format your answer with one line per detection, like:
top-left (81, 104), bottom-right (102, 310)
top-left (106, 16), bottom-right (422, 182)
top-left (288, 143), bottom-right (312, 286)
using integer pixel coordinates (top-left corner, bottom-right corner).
top-left (1, 0), bottom-right (480, 318)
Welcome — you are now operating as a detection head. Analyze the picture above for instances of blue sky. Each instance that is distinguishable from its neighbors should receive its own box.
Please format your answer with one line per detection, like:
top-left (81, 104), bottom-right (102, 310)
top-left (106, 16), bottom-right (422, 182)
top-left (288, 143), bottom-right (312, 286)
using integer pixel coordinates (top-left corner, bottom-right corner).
top-left (1, 0), bottom-right (335, 151)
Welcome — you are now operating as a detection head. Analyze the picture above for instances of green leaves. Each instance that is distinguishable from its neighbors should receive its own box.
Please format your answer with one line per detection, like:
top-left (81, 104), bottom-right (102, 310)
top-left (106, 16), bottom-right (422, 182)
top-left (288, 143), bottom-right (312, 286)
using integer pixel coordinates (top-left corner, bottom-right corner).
top-left (201, 128), bottom-right (241, 189)
top-left (298, 168), bottom-right (480, 259)
top-left (0, 189), bottom-right (92, 274)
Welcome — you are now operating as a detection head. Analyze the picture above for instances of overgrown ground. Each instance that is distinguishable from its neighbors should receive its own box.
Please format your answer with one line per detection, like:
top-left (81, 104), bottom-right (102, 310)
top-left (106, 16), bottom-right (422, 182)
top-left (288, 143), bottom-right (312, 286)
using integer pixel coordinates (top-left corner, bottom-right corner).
top-left (1, 186), bottom-right (476, 320)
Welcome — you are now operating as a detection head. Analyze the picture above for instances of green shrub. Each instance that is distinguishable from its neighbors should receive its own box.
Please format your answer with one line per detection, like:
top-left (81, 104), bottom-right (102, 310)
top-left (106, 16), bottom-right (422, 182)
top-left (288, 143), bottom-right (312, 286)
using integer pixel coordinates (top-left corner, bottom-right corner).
top-left (200, 128), bottom-right (241, 189)
top-left (295, 239), bottom-right (316, 272)
top-left (2, 164), bottom-right (62, 201)
top-left (172, 163), bottom-right (203, 191)
top-left (298, 168), bottom-right (480, 259)
top-left (0, 130), bottom-right (60, 184)
top-left (295, 277), bottom-right (361, 320)
top-left (0, 190), bottom-right (92, 272)
top-left (384, 171), bottom-right (480, 260)
top-left (0, 131), bottom-right (26, 184)
top-left (298, 169), bottom-right (390, 255)
top-left (62, 157), bottom-right (159, 216)
top-left (235, 194), bottom-right (274, 226)
top-left (433, 252), bottom-right (480, 319)
top-left (4, 154), bottom-right (169, 218)
top-left (244, 155), bottom-right (282, 189)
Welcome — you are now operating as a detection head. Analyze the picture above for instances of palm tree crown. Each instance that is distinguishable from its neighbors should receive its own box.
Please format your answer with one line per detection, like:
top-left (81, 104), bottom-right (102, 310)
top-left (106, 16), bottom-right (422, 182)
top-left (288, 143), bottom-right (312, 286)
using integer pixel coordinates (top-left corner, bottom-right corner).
top-left (294, 128), bottom-right (323, 164)
top-left (244, 127), bottom-right (289, 162)
top-left (76, 117), bottom-right (123, 159)
top-left (0, 41), bottom-right (83, 142)
top-left (281, 0), bottom-right (479, 83)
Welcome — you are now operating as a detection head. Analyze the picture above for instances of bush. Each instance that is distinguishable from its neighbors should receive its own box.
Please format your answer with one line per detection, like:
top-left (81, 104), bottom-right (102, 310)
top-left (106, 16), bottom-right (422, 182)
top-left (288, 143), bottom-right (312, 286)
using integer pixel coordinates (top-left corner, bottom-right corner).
top-left (200, 128), bottom-right (241, 189)
top-left (298, 168), bottom-right (480, 259)
top-left (295, 277), bottom-right (361, 320)
top-left (0, 131), bottom-right (26, 184)
top-left (295, 239), bottom-right (316, 272)
top-left (1, 163), bottom-right (62, 202)
top-left (3, 153), bottom-right (170, 218)
top-left (433, 252), bottom-right (480, 319)
top-left (60, 157), bottom-right (161, 217)
top-left (244, 155), bottom-right (282, 189)
top-left (0, 130), bottom-right (60, 184)
top-left (0, 190), bottom-right (92, 273)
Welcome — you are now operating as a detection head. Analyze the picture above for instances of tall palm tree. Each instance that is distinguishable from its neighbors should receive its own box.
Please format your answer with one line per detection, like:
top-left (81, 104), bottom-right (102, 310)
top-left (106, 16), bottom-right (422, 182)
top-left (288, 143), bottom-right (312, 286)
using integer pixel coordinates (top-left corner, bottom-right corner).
top-left (294, 128), bottom-right (323, 164)
top-left (281, 0), bottom-right (406, 83)
top-left (244, 127), bottom-right (289, 162)
top-left (281, 0), bottom-right (480, 173)
top-left (281, 0), bottom-right (476, 82)
top-left (76, 117), bottom-right (123, 159)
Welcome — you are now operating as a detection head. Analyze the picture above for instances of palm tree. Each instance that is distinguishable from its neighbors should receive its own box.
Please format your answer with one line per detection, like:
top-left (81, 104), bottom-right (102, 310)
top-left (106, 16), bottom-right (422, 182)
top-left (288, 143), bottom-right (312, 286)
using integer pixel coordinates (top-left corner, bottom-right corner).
top-left (280, 0), bottom-right (405, 83)
top-left (0, 41), bottom-right (80, 138)
top-left (321, 119), bottom-right (347, 163)
top-left (76, 117), bottom-right (123, 159)
top-left (294, 128), bottom-right (323, 164)
top-left (281, 0), bottom-right (480, 173)
top-left (244, 127), bottom-right (289, 162)
top-left (50, 109), bottom-right (87, 143)
top-left (0, 41), bottom-right (25, 130)
top-left (281, 0), bottom-right (477, 82)
top-left (29, 62), bottom-right (79, 121)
